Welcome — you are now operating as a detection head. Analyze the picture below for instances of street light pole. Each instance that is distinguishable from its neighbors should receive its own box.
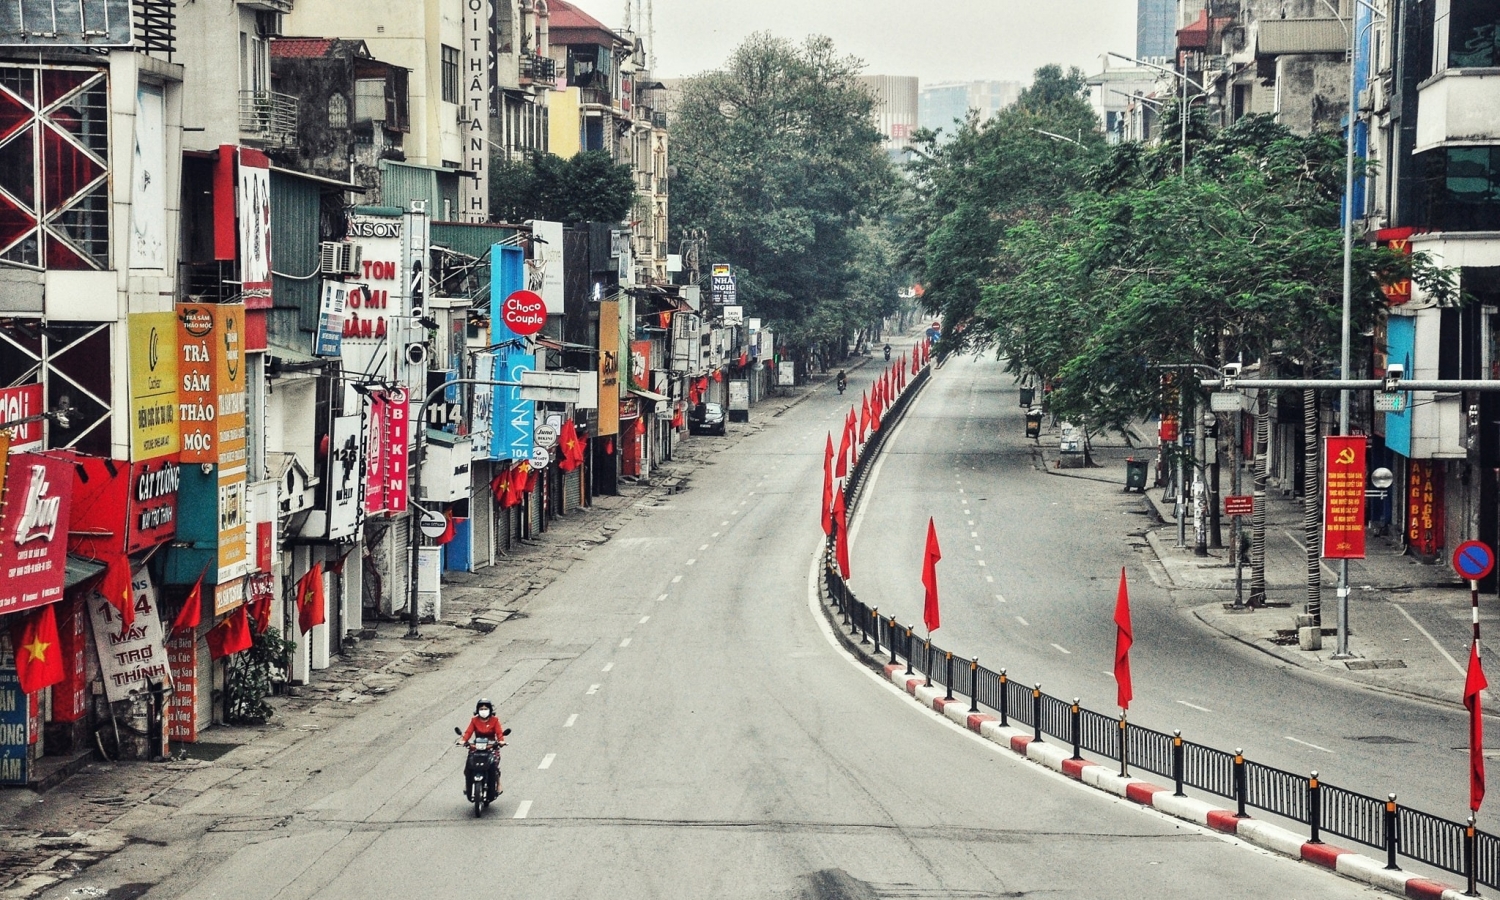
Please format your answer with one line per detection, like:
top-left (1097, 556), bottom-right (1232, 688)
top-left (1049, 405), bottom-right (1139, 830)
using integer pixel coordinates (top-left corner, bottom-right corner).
top-left (1107, 52), bottom-right (1208, 175)
top-left (405, 377), bottom-right (526, 638)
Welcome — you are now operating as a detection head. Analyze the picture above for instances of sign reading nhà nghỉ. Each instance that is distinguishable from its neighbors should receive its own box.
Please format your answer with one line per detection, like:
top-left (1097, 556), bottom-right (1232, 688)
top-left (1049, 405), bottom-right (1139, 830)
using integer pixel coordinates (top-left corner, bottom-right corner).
top-left (128, 312), bottom-right (180, 460)
top-left (1321, 436), bottom-right (1367, 560)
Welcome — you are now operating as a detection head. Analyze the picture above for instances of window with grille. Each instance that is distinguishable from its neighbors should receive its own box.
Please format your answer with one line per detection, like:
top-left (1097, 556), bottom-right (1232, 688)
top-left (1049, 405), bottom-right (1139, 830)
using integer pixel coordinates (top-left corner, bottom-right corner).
top-left (0, 65), bottom-right (110, 270)
top-left (328, 93), bottom-right (349, 129)
top-left (441, 45), bottom-right (460, 104)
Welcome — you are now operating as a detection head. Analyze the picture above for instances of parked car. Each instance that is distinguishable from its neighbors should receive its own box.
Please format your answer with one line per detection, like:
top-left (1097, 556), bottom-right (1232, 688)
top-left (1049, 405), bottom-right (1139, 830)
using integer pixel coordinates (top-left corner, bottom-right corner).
top-left (689, 402), bottom-right (727, 436)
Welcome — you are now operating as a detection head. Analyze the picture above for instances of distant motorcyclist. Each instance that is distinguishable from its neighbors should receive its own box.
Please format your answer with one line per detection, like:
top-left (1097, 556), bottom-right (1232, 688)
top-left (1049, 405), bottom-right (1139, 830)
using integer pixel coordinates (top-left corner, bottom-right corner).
top-left (836, 370), bottom-right (847, 394)
top-left (458, 698), bottom-right (506, 797)
top-left (883, 344), bottom-right (892, 361)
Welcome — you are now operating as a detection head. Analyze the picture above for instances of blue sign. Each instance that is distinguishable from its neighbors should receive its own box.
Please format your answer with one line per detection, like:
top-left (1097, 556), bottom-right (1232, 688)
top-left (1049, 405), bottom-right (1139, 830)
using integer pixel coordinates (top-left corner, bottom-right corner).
top-left (1454, 541), bottom-right (1495, 581)
top-left (0, 670), bottom-right (27, 785)
top-left (489, 243), bottom-right (534, 460)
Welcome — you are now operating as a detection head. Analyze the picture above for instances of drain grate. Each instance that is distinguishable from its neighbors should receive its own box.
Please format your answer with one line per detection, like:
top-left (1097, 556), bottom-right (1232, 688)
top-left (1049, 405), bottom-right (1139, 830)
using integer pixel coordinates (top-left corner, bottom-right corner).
top-left (1344, 659), bottom-right (1408, 671)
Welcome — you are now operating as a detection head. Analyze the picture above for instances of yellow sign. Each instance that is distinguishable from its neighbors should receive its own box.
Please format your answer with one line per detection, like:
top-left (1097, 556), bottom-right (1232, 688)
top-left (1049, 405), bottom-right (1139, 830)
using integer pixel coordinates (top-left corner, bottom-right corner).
top-left (128, 312), bottom-right (179, 460)
top-left (216, 304), bottom-right (246, 468)
top-left (597, 300), bottom-right (620, 437)
top-left (213, 576), bottom-right (245, 617)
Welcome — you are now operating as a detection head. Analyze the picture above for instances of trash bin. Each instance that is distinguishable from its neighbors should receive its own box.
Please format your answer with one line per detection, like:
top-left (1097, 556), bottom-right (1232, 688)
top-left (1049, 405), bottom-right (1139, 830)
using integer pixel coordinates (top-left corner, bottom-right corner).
top-left (1025, 409), bottom-right (1043, 439)
top-left (1124, 457), bottom-right (1149, 492)
top-left (1019, 387), bottom-right (1035, 408)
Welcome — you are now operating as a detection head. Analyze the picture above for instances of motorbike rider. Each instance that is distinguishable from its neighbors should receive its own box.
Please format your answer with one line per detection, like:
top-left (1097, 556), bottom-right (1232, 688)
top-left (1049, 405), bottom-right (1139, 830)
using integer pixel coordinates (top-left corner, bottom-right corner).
top-left (883, 343), bottom-right (892, 360)
top-left (458, 698), bottom-right (506, 796)
top-left (836, 370), bottom-right (847, 393)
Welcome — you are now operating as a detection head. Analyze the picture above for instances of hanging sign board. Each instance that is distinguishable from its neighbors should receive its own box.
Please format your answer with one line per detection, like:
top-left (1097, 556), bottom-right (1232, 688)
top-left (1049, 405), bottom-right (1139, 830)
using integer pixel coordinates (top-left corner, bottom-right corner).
top-left (87, 568), bottom-right (173, 703)
top-left (1321, 436), bottom-right (1367, 559)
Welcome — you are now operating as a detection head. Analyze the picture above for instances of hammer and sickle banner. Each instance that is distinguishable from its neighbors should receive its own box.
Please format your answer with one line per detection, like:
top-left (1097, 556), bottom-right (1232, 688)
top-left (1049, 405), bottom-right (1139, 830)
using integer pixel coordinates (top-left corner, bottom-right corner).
top-left (1322, 436), bottom-right (1367, 560)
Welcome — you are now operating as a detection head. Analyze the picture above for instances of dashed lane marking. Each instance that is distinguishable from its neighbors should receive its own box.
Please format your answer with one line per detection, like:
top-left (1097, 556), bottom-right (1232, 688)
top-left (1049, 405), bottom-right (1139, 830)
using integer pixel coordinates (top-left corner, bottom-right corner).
top-left (995, 594), bottom-right (1006, 603)
top-left (539, 754), bottom-right (556, 770)
top-left (639, 616), bottom-right (650, 624)
top-left (974, 545), bottom-right (982, 552)
top-left (1015, 616), bottom-right (1030, 627)
top-left (1176, 701), bottom-right (1212, 713)
top-left (672, 575), bottom-right (683, 583)
top-left (1286, 736), bottom-right (1334, 754)
top-left (977, 560), bottom-right (986, 567)
top-left (985, 575), bottom-right (994, 583)
top-left (564, 714), bottom-right (578, 727)
top-left (620, 638), bottom-right (632, 648)
top-left (513, 800), bottom-right (532, 819)
top-left (586, 684), bottom-right (600, 695)
top-left (699, 544), bottom-right (708, 551)
top-left (601, 662), bottom-right (614, 673)
top-left (655, 594), bottom-right (668, 602)
top-left (686, 559), bottom-right (697, 566)
top-left (1051, 644), bottom-right (1071, 654)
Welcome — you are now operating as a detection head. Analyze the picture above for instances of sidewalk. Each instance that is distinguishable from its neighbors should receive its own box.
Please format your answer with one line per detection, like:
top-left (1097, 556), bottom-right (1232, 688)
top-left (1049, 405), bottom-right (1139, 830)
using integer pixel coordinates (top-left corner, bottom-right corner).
top-left (1037, 426), bottom-right (1483, 709)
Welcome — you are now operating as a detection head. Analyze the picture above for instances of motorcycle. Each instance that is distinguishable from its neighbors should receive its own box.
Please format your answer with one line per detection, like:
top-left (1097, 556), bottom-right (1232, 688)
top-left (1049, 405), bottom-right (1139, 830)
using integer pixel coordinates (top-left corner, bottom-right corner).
top-left (836, 379), bottom-right (846, 395)
top-left (883, 345), bottom-right (892, 361)
top-left (454, 726), bottom-right (510, 816)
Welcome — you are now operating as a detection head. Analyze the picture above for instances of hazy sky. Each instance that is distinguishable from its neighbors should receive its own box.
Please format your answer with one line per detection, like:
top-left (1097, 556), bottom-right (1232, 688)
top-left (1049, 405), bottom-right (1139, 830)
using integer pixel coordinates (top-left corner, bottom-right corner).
top-left (581, 0), bottom-right (1136, 85)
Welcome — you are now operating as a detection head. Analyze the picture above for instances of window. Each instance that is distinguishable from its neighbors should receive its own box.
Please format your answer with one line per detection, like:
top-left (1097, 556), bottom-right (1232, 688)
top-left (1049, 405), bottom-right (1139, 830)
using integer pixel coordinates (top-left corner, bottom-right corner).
top-left (0, 65), bottom-right (110, 270)
top-left (1414, 147), bottom-right (1500, 232)
top-left (328, 93), bottom-right (348, 129)
top-left (1434, 0), bottom-right (1500, 71)
top-left (354, 79), bottom-right (385, 123)
top-left (441, 45), bottom-right (460, 104)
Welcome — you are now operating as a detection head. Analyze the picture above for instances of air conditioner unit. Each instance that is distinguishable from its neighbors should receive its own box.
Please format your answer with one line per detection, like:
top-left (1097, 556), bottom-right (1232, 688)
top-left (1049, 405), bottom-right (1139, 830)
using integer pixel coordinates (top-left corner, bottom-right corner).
top-left (319, 242), bottom-right (362, 276)
top-left (255, 10), bottom-right (282, 37)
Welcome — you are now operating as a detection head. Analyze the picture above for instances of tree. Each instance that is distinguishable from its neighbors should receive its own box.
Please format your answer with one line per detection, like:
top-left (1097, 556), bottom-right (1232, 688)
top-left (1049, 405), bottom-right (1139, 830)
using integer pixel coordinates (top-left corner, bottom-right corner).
top-left (671, 33), bottom-right (896, 355)
top-left (489, 150), bottom-right (635, 224)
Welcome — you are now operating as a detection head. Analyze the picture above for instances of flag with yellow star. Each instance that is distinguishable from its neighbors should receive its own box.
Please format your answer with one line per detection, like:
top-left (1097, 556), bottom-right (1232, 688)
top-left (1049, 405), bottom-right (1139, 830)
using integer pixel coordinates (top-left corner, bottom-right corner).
top-left (8, 604), bottom-right (65, 694)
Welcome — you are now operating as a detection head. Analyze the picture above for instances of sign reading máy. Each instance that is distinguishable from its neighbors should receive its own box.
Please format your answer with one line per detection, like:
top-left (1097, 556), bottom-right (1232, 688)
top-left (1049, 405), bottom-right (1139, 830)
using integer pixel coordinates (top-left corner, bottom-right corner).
top-left (0, 452), bottom-right (73, 615)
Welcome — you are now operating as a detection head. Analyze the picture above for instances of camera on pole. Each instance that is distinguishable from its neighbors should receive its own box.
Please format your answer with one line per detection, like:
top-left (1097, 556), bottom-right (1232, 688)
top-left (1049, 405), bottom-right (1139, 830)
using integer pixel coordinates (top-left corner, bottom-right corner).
top-left (1383, 363), bottom-right (1403, 394)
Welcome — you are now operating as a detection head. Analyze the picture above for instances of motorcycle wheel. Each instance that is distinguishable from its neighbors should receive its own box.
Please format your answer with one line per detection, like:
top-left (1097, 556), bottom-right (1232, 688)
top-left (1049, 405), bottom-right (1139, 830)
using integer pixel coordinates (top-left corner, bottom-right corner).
top-left (474, 794), bottom-right (484, 817)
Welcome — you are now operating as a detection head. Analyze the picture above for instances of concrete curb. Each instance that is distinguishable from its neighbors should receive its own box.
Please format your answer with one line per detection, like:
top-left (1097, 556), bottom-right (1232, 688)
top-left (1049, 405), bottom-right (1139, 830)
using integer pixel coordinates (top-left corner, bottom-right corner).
top-left (869, 642), bottom-right (1465, 899)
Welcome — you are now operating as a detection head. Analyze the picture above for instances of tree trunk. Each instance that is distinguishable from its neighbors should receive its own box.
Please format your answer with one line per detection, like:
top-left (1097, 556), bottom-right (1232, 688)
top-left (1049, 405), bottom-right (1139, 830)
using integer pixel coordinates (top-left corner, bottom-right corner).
top-left (1302, 389), bottom-right (1322, 624)
top-left (1250, 391), bottom-right (1269, 607)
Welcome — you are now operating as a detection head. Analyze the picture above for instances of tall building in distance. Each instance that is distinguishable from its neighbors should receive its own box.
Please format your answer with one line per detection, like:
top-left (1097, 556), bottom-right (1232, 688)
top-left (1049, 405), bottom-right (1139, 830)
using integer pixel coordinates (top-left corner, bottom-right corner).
top-left (859, 75), bottom-right (920, 161)
top-left (1137, 0), bottom-right (1176, 61)
top-left (917, 81), bottom-right (1023, 137)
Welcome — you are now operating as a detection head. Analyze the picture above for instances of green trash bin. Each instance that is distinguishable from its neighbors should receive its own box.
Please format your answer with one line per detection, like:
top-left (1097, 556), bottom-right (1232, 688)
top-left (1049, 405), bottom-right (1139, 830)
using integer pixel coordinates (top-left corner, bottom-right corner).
top-left (1124, 457), bottom-right (1149, 492)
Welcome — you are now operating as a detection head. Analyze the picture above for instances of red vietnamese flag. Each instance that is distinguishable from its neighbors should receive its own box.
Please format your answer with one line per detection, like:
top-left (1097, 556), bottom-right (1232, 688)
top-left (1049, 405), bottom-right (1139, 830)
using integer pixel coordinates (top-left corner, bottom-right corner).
top-left (870, 389), bottom-right (883, 432)
top-left (859, 392), bottom-right (871, 444)
top-left (1467, 641), bottom-right (1488, 812)
top-left (922, 518), bottom-right (941, 633)
top-left (296, 562), bottom-right (326, 634)
top-left (558, 419), bottom-right (583, 472)
top-left (835, 419), bottom-right (852, 479)
top-left (912, 351), bottom-right (919, 375)
top-left (207, 606), bottom-right (253, 659)
top-left (100, 557), bottom-right (134, 636)
top-left (171, 571), bottom-right (205, 638)
top-left (248, 587), bottom-right (272, 636)
top-left (832, 486), bottom-right (851, 579)
top-left (821, 434), bottom-right (834, 536)
top-left (9, 604), bottom-right (65, 693)
top-left (1114, 568), bottom-right (1134, 710)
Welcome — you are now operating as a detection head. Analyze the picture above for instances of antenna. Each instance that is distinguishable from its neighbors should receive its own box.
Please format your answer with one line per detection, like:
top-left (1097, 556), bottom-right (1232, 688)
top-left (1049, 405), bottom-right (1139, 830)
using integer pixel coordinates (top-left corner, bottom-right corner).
top-left (646, 0), bottom-right (655, 70)
top-left (623, 0), bottom-right (632, 33)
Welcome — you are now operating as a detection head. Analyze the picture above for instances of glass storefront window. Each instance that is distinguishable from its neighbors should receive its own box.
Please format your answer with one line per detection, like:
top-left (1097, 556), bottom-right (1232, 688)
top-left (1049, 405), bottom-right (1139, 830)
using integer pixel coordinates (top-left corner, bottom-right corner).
top-left (1415, 146), bottom-right (1500, 231)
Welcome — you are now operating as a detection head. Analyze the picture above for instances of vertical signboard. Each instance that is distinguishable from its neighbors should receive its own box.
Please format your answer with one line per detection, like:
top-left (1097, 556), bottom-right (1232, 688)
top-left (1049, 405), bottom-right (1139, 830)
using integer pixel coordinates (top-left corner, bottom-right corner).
top-left (471, 352), bottom-right (495, 452)
top-left (365, 389), bottom-right (411, 517)
top-left (0, 452), bottom-right (72, 615)
top-left (326, 413), bottom-right (364, 539)
top-left (237, 149), bottom-right (273, 307)
top-left (343, 214), bottom-right (401, 380)
top-left (0, 669), bottom-right (25, 785)
top-left (364, 390), bottom-right (388, 516)
top-left (598, 299), bottom-right (620, 437)
top-left (1321, 436), bottom-right (1367, 559)
top-left (1407, 460), bottom-right (1444, 556)
top-left (128, 312), bottom-right (179, 460)
top-left (314, 281), bottom-right (350, 358)
top-left (462, 0), bottom-right (489, 222)
top-left (217, 469), bottom-right (247, 579)
top-left (630, 340), bottom-right (652, 392)
top-left (216, 304), bottom-right (246, 469)
top-left (129, 84), bottom-right (166, 268)
top-left (490, 243), bottom-right (535, 459)
top-left (177, 302), bottom-right (247, 465)
top-left (530, 220), bottom-right (565, 314)
top-left (166, 632), bottom-right (197, 742)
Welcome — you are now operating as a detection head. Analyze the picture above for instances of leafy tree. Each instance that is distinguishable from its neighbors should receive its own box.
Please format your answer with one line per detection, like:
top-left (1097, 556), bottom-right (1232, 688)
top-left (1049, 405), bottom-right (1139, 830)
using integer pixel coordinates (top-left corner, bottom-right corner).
top-left (489, 150), bottom-right (635, 224)
top-left (670, 33), bottom-right (896, 356)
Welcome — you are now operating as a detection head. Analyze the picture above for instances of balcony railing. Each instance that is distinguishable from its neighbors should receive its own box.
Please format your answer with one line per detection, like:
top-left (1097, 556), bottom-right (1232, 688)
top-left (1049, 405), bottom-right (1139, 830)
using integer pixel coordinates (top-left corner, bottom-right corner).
top-left (579, 86), bottom-right (612, 108)
top-left (520, 54), bottom-right (556, 85)
top-left (239, 89), bottom-right (298, 142)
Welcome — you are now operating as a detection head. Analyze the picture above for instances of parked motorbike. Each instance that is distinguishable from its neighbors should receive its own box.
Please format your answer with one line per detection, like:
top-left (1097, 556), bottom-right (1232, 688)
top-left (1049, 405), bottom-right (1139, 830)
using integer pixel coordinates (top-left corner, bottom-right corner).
top-left (454, 726), bottom-right (510, 816)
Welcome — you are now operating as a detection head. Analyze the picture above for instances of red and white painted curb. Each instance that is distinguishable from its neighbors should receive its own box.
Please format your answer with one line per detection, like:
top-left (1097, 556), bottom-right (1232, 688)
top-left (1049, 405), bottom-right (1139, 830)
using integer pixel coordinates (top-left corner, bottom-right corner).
top-left (880, 665), bottom-right (1465, 900)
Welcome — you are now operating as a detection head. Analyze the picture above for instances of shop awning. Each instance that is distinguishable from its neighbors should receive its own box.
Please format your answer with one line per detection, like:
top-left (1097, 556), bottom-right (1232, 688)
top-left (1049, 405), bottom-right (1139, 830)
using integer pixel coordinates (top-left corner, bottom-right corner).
top-left (64, 555), bottom-right (106, 589)
top-left (629, 387), bottom-right (670, 403)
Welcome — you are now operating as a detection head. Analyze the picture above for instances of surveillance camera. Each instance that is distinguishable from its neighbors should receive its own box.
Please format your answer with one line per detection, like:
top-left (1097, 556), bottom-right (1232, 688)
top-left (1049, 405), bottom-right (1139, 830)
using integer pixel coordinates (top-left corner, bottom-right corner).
top-left (405, 343), bottom-right (429, 366)
top-left (1222, 363), bottom-right (1242, 380)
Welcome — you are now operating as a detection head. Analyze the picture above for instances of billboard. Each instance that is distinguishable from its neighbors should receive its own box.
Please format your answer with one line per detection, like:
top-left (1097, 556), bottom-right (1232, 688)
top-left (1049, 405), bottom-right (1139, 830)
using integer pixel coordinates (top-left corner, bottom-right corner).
top-left (597, 300), bottom-right (620, 437)
top-left (129, 312), bottom-right (179, 459)
top-left (237, 149), bottom-right (272, 307)
top-left (489, 243), bottom-right (535, 460)
top-left (0, 451), bottom-right (72, 615)
top-left (176, 302), bottom-right (246, 466)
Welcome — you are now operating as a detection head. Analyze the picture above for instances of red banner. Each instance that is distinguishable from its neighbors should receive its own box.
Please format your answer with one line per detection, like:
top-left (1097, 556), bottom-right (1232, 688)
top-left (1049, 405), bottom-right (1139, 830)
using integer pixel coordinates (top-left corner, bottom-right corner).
top-left (1407, 460), bottom-right (1445, 557)
top-left (1322, 436), bottom-right (1367, 559)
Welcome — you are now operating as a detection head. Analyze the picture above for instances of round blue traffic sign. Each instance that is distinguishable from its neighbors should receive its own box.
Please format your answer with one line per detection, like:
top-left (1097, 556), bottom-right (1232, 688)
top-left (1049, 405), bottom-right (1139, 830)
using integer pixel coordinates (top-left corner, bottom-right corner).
top-left (1453, 540), bottom-right (1495, 581)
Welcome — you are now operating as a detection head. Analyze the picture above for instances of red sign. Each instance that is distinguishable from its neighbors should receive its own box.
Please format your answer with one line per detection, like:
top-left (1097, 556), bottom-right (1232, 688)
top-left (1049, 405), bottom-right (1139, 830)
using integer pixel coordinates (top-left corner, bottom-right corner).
top-left (53, 597), bottom-right (88, 723)
top-left (0, 384), bottom-right (43, 449)
top-left (501, 290), bottom-right (546, 336)
top-left (128, 457), bottom-right (180, 553)
top-left (0, 452), bottom-right (72, 615)
top-left (364, 388), bottom-right (410, 516)
top-left (1408, 460), bottom-right (1445, 556)
top-left (1224, 495), bottom-right (1255, 517)
top-left (1375, 227), bottom-right (1415, 306)
top-left (166, 631), bottom-right (197, 742)
top-left (1322, 436), bottom-right (1367, 559)
top-left (1453, 540), bottom-right (1496, 581)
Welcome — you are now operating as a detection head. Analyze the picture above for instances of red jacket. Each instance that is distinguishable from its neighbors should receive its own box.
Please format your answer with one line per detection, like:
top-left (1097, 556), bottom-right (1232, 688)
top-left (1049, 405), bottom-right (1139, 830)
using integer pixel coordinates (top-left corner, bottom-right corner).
top-left (463, 714), bottom-right (505, 743)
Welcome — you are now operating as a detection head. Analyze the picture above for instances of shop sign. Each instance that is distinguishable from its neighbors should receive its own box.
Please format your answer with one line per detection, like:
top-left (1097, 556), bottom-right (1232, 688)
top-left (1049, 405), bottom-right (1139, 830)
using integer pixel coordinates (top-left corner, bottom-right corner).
top-left (0, 669), bottom-right (26, 785)
top-left (176, 302), bottom-right (247, 466)
top-left (471, 352), bottom-right (494, 450)
top-left (530, 220), bottom-right (565, 314)
top-left (237, 149), bottom-right (273, 307)
top-left (461, 0), bottom-right (489, 222)
top-left (364, 389), bottom-right (410, 516)
top-left (166, 631), bottom-right (197, 742)
top-left (630, 340), bottom-right (652, 390)
top-left (213, 576), bottom-right (245, 617)
top-left (343, 213), bottom-right (402, 379)
top-left (597, 300), bottom-right (620, 437)
top-left (0, 384), bottom-right (44, 450)
top-left (128, 457), bottom-right (180, 553)
top-left (314, 281), bottom-right (351, 358)
top-left (1321, 437), bottom-right (1367, 559)
top-left (217, 467), bottom-right (247, 580)
top-left (128, 312), bottom-right (179, 460)
top-left (327, 413), bottom-right (364, 540)
top-left (729, 380), bottom-right (749, 412)
top-left (0, 453), bottom-right (72, 615)
top-left (1376, 227), bottom-right (1414, 306)
top-left (1407, 460), bottom-right (1444, 556)
top-left (53, 599), bottom-right (88, 723)
top-left (87, 567), bottom-right (172, 703)
top-left (490, 348), bottom-right (534, 461)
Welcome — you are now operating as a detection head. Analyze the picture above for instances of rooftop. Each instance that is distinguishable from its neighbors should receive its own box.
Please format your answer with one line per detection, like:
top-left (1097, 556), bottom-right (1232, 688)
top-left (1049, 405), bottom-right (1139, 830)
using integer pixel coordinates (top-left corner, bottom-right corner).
top-left (548, 0), bottom-right (625, 48)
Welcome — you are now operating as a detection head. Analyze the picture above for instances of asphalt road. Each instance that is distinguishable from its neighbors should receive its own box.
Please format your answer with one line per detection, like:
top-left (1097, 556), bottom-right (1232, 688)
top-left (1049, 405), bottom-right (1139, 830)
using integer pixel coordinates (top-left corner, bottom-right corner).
top-left (850, 350), bottom-right (1475, 825)
top-left (50, 343), bottom-right (1381, 900)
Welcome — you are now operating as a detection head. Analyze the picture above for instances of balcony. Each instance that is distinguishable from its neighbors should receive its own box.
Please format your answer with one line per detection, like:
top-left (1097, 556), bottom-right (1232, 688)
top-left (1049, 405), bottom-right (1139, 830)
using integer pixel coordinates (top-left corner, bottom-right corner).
top-left (1415, 70), bottom-right (1500, 154)
top-left (520, 54), bottom-right (556, 85)
top-left (579, 86), bottom-right (612, 108)
top-left (239, 89), bottom-right (298, 143)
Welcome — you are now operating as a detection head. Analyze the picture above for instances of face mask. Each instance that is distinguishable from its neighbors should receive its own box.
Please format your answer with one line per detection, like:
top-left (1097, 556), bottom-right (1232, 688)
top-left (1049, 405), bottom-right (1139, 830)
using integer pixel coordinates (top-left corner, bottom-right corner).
top-left (478, 710), bottom-right (491, 719)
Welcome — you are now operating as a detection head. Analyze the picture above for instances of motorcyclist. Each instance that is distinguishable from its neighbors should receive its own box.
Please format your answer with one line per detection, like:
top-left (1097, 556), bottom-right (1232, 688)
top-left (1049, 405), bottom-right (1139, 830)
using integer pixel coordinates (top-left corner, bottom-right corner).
top-left (458, 698), bottom-right (506, 797)
top-left (836, 370), bottom-right (847, 393)
top-left (883, 343), bottom-right (892, 360)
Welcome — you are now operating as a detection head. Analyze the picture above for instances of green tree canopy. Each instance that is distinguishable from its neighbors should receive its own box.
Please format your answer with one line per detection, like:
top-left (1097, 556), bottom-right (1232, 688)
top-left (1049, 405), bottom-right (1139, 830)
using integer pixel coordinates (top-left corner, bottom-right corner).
top-left (489, 150), bottom-right (635, 224)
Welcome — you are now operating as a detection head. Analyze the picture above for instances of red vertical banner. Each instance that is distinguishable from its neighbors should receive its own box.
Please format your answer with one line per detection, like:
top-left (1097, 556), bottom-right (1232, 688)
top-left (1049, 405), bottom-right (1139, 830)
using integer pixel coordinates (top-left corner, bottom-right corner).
top-left (1407, 460), bottom-right (1445, 557)
top-left (166, 631), bottom-right (197, 743)
top-left (386, 388), bottom-right (409, 513)
top-left (1322, 436), bottom-right (1367, 559)
top-left (52, 597), bottom-right (88, 723)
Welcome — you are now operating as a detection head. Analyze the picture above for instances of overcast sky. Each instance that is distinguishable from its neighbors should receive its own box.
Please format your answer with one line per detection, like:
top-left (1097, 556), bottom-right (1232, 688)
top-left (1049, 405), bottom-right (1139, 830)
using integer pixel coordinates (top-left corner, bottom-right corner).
top-left (580, 0), bottom-right (1136, 85)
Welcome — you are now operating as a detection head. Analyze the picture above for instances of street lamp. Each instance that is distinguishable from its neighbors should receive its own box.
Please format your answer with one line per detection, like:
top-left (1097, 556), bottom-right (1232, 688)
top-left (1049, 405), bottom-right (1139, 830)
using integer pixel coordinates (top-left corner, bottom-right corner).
top-left (1107, 51), bottom-right (1209, 174)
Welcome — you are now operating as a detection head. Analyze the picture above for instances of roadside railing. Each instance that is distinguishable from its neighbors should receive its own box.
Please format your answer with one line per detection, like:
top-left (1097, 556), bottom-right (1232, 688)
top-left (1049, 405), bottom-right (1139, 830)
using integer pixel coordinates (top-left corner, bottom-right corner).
top-left (824, 355), bottom-right (1494, 894)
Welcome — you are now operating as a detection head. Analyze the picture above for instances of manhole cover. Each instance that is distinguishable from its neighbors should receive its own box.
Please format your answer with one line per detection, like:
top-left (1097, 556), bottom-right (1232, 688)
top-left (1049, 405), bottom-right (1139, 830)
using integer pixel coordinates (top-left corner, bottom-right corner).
top-left (1345, 659), bottom-right (1408, 671)
top-left (1349, 735), bottom-right (1417, 745)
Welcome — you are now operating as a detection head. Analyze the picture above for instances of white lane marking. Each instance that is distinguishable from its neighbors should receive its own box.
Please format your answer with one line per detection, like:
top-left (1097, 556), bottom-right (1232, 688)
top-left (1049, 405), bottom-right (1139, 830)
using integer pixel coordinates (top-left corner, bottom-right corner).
top-left (698, 544), bottom-right (708, 551)
top-left (985, 575), bottom-right (994, 583)
top-left (1392, 602), bottom-right (1466, 675)
top-left (1177, 700), bottom-right (1212, 713)
top-left (730, 511), bottom-right (738, 516)
top-left (513, 800), bottom-right (533, 819)
top-left (539, 753), bottom-right (556, 770)
top-left (639, 616), bottom-right (650, 624)
top-left (974, 545), bottom-right (982, 552)
top-left (601, 662), bottom-right (614, 673)
top-left (968, 521), bottom-right (975, 526)
top-left (1285, 736), bottom-right (1334, 753)
top-left (586, 684), bottom-right (600, 695)
top-left (711, 532), bottom-right (720, 538)
top-left (1051, 643), bottom-right (1071, 655)
top-left (971, 532), bottom-right (978, 538)
top-left (958, 488), bottom-right (965, 494)
top-left (564, 714), bottom-right (578, 727)
top-left (686, 559), bottom-right (697, 566)
top-left (672, 575), bottom-right (683, 583)
top-left (995, 594), bottom-right (1006, 603)
top-left (619, 638), bottom-right (632, 648)
top-left (655, 594), bottom-right (668, 602)
top-left (720, 521), bottom-right (729, 526)
top-left (1015, 616), bottom-right (1030, 627)
top-left (977, 560), bottom-right (986, 567)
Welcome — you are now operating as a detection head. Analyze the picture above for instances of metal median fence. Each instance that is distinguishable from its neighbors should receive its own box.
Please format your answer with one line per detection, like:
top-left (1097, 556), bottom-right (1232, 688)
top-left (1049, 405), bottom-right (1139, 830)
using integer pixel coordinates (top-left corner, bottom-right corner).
top-left (827, 361), bottom-right (1494, 894)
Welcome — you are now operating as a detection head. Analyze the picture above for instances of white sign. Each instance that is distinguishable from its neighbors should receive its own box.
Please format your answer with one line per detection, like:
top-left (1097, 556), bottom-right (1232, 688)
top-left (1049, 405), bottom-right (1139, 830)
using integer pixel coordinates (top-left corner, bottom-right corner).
top-left (419, 510), bottom-right (448, 538)
top-left (534, 423), bottom-right (559, 448)
top-left (129, 84), bottom-right (166, 269)
top-left (529, 220), bottom-right (565, 314)
top-left (342, 213), bottom-right (403, 381)
top-left (729, 380), bottom-right (749, 411)
top-left (723, 306), bottom-right (744, 326)
top-left (530, 446), bottom-right (552, 468)
top-left (88, 568), bottom-right (172, 703)
top-left (461, 0), bottom-right (489, 222)
top-left (326, 413), bottom-right (364, 540)
top-left (778, 361), bottom-right (795, 387)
